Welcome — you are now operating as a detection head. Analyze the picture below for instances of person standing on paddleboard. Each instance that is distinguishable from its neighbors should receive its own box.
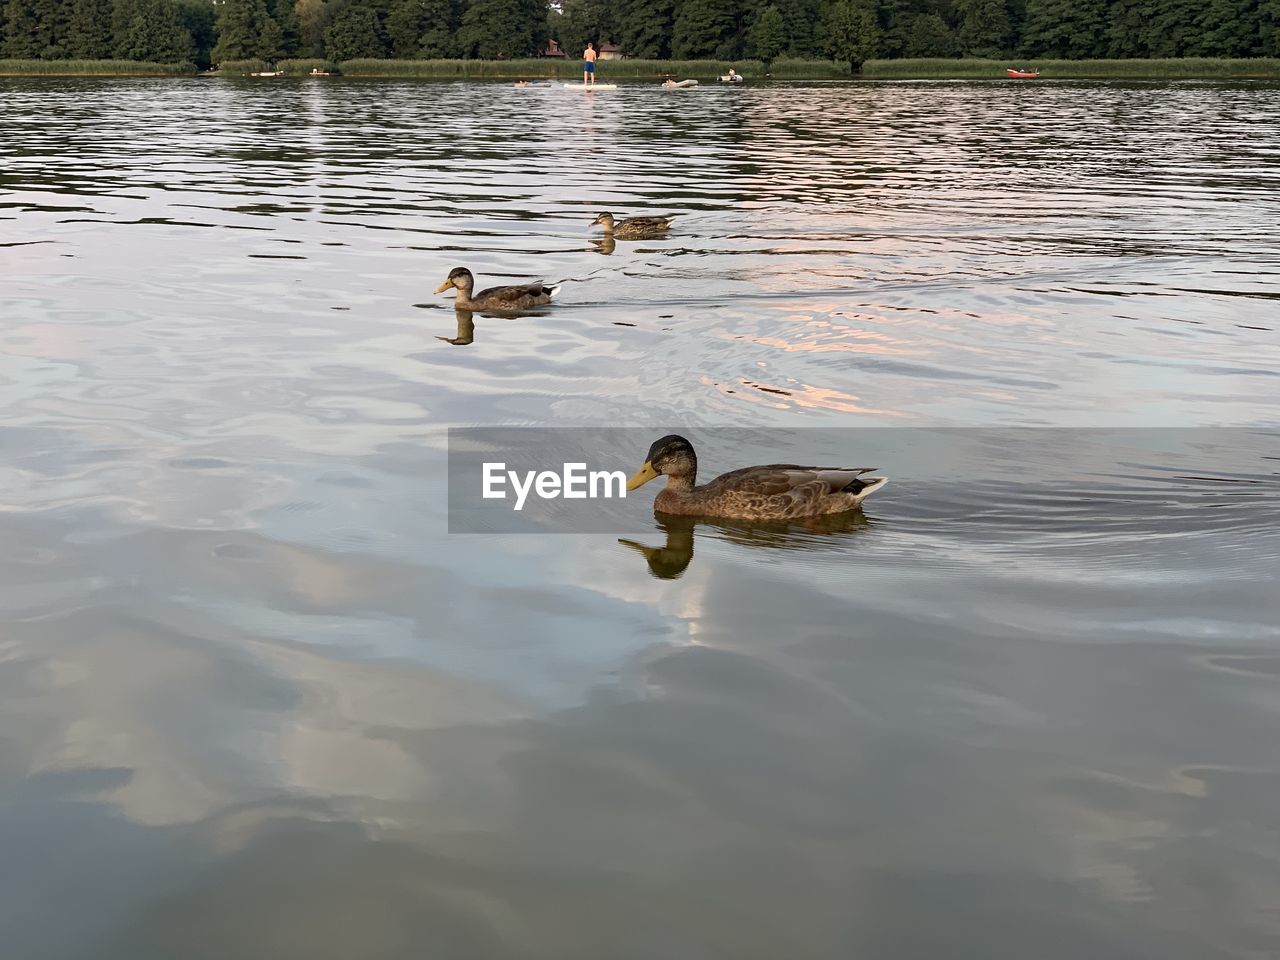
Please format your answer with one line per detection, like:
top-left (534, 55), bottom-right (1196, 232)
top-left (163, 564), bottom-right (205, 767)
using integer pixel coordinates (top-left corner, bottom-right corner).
top-left (583, 43), bottom-right (597, 86)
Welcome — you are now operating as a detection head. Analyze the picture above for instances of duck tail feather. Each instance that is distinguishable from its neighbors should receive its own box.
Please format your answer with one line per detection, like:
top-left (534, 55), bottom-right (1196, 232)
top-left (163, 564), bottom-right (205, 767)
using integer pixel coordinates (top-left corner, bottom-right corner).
top-left (852, 475), bottom-right (888, 500)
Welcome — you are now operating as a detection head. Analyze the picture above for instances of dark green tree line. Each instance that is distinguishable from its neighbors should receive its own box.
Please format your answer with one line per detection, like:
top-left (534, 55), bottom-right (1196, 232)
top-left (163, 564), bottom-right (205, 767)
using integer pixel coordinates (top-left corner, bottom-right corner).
top-left (1, 0), bottom-right (198, 60)
top-left (4, 0), bottom-right (1280, 66)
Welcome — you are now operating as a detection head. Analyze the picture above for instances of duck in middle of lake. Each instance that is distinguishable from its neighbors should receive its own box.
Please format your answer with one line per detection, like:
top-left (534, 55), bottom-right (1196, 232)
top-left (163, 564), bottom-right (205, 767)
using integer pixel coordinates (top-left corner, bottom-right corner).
top-left (591, 212), bottom-right (673, 239)
top-left (434, 267), bottom-right (559, 312)
top-left (625, 435), bottom-right (888, 520)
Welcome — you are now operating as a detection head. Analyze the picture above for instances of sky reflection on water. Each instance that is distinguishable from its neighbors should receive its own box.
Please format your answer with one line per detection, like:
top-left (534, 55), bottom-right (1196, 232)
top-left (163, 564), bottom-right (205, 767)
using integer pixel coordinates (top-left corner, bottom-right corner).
top-left (1, 76), bottom-right (1279, 959)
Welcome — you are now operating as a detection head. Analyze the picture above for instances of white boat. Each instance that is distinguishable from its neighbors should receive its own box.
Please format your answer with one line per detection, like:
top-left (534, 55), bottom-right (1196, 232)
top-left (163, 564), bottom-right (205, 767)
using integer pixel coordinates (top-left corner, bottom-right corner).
top-left (563, 82), bottom-right (618, 90)
top-left (662, 79), bottom-right (699, 88)
top-left (717, 74), bottom-right (744, 83)
top-left (251, 71), bottom-right (283, 77)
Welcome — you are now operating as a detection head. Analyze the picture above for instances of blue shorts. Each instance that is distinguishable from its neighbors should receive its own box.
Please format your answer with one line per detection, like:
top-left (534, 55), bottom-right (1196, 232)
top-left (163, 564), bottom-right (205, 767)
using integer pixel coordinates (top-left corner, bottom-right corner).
top-left (584, 61), bottom-right (595, 73)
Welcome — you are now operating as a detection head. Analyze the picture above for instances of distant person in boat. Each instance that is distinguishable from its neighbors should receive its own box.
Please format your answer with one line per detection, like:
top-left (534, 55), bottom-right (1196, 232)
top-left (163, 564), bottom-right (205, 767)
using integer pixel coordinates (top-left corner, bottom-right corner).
top-left (583, 43), bottom-right (597, 86)
top-left (727, 69), bottom-right (737, 79)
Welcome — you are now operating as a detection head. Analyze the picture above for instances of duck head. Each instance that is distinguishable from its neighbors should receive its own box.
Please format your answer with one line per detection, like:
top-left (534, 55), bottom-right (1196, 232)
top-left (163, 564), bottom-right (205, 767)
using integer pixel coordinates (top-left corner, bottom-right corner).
top-left (435, 267), bottom-right (474, 296)
top-left (627, 434), bottom-right (697, 491)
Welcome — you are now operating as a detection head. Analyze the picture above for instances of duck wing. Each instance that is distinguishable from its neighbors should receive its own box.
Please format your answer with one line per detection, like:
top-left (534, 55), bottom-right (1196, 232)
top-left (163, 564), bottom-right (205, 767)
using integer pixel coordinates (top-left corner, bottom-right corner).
top-left (473, 282), bottom-right (560, 307)
top-left (620, 216), bottom-right (672, 232)
top-left (708, 464), bottom-right (884, 497)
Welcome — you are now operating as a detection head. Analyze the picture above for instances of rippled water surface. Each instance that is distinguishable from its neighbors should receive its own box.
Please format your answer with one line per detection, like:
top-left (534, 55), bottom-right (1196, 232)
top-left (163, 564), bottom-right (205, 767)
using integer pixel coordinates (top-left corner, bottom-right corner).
top-left (3, 77), bottom-right (1280, 959)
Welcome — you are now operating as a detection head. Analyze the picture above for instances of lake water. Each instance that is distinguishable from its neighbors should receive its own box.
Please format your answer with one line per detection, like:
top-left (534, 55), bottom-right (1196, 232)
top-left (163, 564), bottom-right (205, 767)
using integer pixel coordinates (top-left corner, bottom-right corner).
top-left (2, 77), bottom-right (1279, 959)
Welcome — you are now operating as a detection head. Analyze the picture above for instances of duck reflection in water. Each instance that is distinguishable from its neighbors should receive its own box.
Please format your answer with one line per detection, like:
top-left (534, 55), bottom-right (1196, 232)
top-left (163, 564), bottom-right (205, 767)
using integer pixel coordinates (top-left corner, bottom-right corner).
top-left (590, 235), bottom-right (616, 256)
top-left (437, 309), bottom-right (475, 345)
top-left (619, 511), bottom-right (873, 580)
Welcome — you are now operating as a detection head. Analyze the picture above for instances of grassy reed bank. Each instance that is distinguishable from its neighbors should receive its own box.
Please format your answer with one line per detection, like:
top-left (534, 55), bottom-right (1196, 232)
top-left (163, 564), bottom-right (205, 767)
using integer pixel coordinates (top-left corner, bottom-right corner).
top-left (6, 56), bottom-right (1273, 81)
top-left (305, 56), bottom-right (1280, 81)
top-left (334, 57), bottom-right (846, 79)
top-left (0, 59), bottom-right (194, 76)
top-left (863, 57), bottom-right (1280, 78)
top-left (216, 59), bottom-right (341, 75)
top-left (215, 59), bottom-right (271, 75)
top-left (278, 59), bottom-right (340, 76)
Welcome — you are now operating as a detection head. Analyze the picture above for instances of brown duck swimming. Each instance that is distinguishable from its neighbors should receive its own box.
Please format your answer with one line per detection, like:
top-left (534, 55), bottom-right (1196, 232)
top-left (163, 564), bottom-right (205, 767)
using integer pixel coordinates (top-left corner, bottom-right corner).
top-left (591, 212), bottom-right (673, 239)
top-left (625, 435), bottom-right (887, 519)
top-left (434, 267), bottom-right (559, 312)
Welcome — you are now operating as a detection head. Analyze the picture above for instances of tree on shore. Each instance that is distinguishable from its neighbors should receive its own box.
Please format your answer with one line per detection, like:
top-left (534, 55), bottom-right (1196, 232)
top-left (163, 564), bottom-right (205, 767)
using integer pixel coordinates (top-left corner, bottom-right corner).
top-left (2, 0), bottom-right (46, 57)
top-left (954, 0), bottom-right (1011, 57)
top-left (877, 0), bottom-right (913, 58)
top-left (550, 0), bottom-right (613, 56)
top-left (385, 0), bottom-right (424, 57)
top-left (210, 0), bottom-right (282, 61)
top-left (2, 0), bottom-right (1280, 66)
top-left (294, 0), bottom-right (329, 56)
top-left (118, 0), bottom-right (193, 61)
top-left (671, 0), bottom-right (739, 59)
top-left (774, 0), bottom-right (820, 58)
top-left (272, 0), bottom-right (298, 56)
top-left (457, 0), bottom-right (543, 58)
top-left (1021, 0), bottom-right (1107, 58)
top-left (173, 0), bottom-right (215, 65)
top-left (1264, 0), bottom-right (1280, 55)
top-left (821, 0), bottom-right (880, 72)
top-left (615, 0), bottom-right (675, 59)
top-left (750, 4), bottom-right (786, 64)
top-left (324, 2), bottom-right (384, 59)
top-left (67, 0), bottom-right (112, 56)
top-left (903, 12), bottom-right (956, 56)
top-left (1, 0), bottom-right (71, 57)
top-left (415, 0), bottom-right (459, 56)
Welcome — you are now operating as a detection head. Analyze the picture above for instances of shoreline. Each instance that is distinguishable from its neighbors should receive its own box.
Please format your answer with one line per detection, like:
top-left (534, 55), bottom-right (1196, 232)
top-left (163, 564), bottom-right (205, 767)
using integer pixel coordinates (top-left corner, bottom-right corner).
top-left (3, 57), bottom-right (1279, 81)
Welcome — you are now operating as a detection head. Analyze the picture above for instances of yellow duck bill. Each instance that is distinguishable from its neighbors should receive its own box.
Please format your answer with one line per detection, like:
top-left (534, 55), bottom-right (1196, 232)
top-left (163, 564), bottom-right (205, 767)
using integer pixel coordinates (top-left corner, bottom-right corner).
top-left (434, 278), bottom-right (454, 293)
top-left (627, 461), bottom-right (660, 491)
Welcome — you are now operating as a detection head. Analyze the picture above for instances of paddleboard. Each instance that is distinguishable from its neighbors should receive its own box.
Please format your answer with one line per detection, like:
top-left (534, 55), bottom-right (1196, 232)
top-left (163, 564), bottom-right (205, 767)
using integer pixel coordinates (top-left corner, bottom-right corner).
top-left (662, 79), bottom-right (699, 88)
top-left (563, 82), bottom-right (618, 90)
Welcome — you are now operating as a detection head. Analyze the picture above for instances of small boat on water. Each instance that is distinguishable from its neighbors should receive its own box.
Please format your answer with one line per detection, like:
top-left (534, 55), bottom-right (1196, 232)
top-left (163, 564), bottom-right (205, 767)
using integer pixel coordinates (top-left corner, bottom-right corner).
top-left (662, 78), bottom-right (699, 89)
top-left (251, 71), bottom-right (283, 77)
top-left (563, 82), bottom-right (618, 90)
top-left (718, 74), bottom-right (744, 83)
top-left (1007, 68), bottom-right (1040, 79)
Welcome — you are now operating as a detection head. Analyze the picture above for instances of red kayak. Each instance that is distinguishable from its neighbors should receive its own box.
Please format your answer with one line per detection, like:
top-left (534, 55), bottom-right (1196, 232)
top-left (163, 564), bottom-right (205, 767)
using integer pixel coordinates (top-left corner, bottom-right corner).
top-left (1007, 69), bottom-right (1041, 79)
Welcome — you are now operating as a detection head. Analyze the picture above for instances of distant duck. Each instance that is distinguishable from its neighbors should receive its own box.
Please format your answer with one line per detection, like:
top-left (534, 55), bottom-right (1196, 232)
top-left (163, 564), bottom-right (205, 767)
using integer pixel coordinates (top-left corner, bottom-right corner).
top-left (434, 267), bottom-right (559, 311)
top-left (625, 435), bottom-right (888, 520)
top-left (591, 211), bottom-right (673, 239)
